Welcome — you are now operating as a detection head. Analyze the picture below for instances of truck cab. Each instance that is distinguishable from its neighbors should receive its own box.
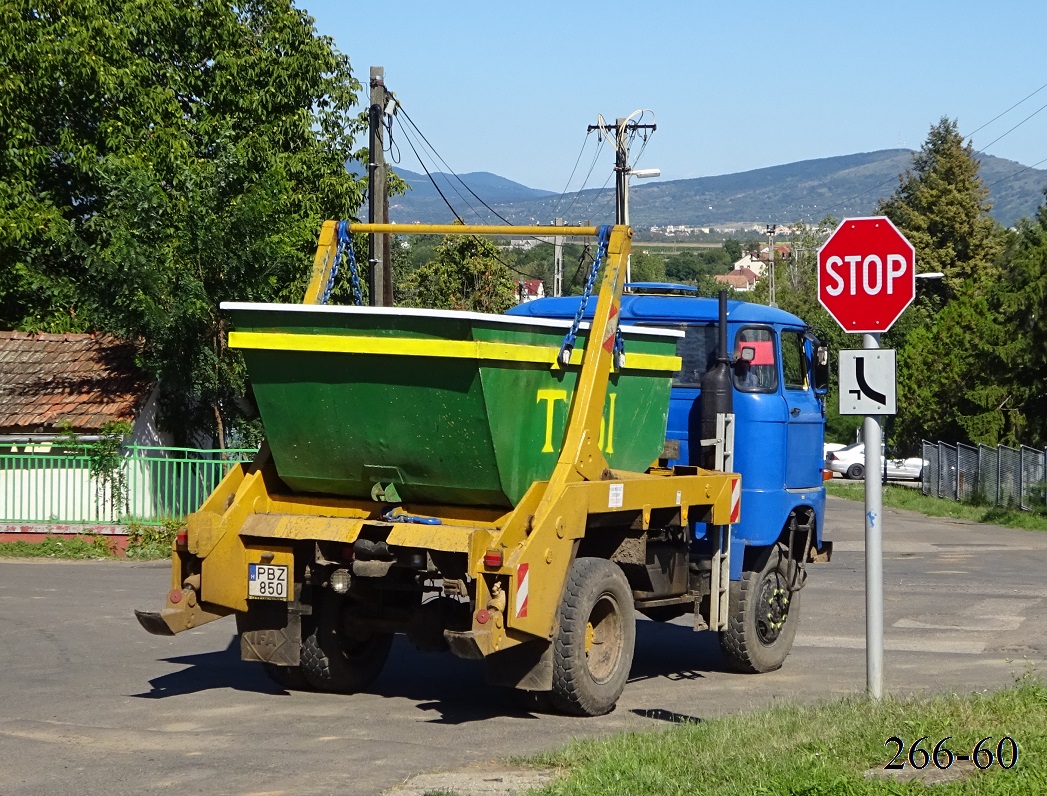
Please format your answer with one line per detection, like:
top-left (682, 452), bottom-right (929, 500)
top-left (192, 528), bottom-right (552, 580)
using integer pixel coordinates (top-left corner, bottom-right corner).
top-left (509, 284), bottom-right (830, 582)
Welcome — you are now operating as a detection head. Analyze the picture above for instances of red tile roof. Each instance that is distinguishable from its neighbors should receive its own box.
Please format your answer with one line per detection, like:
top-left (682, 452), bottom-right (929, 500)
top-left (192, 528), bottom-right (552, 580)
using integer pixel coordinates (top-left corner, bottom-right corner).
top-left (0, 332), bottom-right (153, 433)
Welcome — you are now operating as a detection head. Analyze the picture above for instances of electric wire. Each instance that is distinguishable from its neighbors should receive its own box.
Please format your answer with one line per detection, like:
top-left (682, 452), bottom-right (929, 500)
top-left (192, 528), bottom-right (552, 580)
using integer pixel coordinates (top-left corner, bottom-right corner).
top-left (976, 100), bottom-right (1047, 153)
top-left (819, 86), bottom-right (1047, 219)
top-left (966, 80), bottom-right (1047, 138)
top-left (396, 114), bottom-right (492, 223)
top-left (396, 104), bottom-right (515, 226)
top-left (557, 135), bottom-right (608, 222)
top-left (392, 113), bottom-right (465, 223)
top-left (551, 130), bottom-right (597, 219)
top-left (983, 155), bottom-right (1047, 191)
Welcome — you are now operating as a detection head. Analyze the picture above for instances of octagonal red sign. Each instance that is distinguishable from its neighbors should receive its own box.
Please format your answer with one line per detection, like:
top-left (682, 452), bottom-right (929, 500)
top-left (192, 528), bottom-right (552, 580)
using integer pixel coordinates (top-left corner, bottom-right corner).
top-left (817, 216), bottom-right (915, 334)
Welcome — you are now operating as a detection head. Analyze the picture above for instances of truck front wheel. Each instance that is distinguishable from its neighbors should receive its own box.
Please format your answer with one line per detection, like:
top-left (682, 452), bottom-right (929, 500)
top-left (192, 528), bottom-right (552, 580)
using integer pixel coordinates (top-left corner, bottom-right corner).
top-left (719, 544), bottom-right (799, 673)
top-left (300, 594), bottom-right (392, 693)
top-left (550, 557), bottom-right (636, 716)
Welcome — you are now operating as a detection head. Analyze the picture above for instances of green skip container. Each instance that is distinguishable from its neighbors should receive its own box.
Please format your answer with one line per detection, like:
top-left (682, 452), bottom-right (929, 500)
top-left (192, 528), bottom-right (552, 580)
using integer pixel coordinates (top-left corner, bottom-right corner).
top-left (224, 302), bottom-right (682, 508)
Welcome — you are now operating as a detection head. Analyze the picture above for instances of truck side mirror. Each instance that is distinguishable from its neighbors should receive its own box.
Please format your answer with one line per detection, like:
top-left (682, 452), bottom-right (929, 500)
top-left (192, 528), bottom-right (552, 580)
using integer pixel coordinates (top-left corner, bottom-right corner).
top-left (813, 345), bottom-right (829, 393)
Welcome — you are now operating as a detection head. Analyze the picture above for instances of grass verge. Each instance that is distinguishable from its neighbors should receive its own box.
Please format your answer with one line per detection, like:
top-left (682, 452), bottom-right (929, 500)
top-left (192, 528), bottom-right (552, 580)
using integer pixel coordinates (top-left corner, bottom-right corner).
top-left (0, 534), bottom-right (115, 559)
top-left (0, 521), bottom-right (179, 560)
top-left (528, 676), bottom-right (1047, 795)
top-left (826, 480), bottom-right (1047, 532)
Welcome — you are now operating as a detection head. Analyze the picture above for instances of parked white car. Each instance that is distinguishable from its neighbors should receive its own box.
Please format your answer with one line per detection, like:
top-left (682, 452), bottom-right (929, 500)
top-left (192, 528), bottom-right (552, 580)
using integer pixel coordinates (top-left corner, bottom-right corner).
top-left (826, 442), bottom-right (925, 481)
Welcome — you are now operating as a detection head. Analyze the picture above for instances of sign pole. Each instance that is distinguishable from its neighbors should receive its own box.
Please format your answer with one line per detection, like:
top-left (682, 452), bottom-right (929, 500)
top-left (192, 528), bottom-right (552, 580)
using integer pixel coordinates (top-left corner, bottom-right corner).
top-left (864, 331), bottom-right (884, 700)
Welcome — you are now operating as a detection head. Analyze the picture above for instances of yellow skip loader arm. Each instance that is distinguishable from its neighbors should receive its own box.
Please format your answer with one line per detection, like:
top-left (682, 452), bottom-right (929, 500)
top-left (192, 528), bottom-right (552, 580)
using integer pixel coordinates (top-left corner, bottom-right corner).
top-left (136, 222), bottom-right (740, 712)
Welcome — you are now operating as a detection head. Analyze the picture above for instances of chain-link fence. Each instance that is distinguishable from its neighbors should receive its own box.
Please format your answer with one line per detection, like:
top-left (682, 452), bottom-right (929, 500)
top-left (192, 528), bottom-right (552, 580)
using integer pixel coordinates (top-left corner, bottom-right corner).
top-left (921, 440), bottom-right (1047, 512)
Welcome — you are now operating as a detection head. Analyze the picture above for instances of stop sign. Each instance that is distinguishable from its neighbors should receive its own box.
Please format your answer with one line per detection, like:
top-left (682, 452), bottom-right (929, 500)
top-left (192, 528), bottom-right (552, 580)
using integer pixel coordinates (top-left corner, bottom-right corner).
top-left (817, 216), bottom-right (915, 334)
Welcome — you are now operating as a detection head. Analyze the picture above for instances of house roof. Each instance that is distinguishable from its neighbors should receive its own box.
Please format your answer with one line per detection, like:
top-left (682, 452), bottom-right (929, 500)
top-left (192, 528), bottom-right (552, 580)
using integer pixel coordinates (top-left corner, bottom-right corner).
top-left (0, 331), bottom-right (153, 433)
top-left (714, 269), bottom-right (759, 289)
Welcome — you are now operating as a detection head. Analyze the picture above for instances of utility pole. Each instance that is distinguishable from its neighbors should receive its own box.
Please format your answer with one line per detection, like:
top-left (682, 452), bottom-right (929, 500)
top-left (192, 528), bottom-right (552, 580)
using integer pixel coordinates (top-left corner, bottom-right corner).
top-left (368, 67), bottom-right (392, 307)
top-left (587, 114), bottom-right (657, 284)
top-left (765, 223), bottom-right (777, 307)
top-left (553, 217), bottom-right (564, 297)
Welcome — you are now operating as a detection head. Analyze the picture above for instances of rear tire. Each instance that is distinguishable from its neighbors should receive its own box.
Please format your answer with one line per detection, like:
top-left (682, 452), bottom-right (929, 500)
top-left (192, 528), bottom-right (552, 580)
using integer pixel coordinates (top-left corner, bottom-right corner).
top-left (300, 594), bottom-right (392, 693)
top-left (550, 557), bottom-right (635, 716)
top-left (846, 463), bottom-right (864, 480)
top-left (720, 544), bottom-right (799, 674)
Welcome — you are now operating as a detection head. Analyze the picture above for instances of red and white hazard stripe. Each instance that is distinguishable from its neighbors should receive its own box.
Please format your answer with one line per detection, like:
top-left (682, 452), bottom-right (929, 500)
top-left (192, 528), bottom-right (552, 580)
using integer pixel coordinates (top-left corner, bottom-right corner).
top-left (730, 477), bottom-right (741, 524)
top-left (516, 563), bottom-right (529, 618)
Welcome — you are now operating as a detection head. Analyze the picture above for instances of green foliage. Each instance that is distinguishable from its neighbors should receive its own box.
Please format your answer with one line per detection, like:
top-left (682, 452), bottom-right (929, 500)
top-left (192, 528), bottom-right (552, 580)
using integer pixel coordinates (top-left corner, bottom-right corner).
top-left (0, 534), bottom-right (115, 559)
top-left (397, 234), bottom-right (517, 312)
top-left (871, 119), bottom-right (1025, 449)
top-left (664, 248), bottom-right (731, 283)
top-left (722, 238), bottom-right (743, 261)
top-left (629, 250), bottom-right (666, 283)
top-left (0, 0), bottom-right (366, 444)
top-left (125, 519), bottom-right (180, 560)
top-left (49, 420), bottom-right (133, 516)
top-left (877, 117), bottom-right (1006, 307)
top-left (990, 193), bottom-right (1047, 446)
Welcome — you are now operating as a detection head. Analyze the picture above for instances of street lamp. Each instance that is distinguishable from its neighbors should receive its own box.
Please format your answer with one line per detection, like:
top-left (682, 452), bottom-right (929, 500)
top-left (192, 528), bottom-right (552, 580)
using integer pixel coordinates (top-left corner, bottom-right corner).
top-left (621, 167), bottom-right (660, 283)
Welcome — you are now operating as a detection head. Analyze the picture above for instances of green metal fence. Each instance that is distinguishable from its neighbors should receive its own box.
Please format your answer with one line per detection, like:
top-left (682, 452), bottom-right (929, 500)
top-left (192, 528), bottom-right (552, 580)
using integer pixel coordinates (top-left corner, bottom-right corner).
top-left (0, 444), bottom-right (256, 525)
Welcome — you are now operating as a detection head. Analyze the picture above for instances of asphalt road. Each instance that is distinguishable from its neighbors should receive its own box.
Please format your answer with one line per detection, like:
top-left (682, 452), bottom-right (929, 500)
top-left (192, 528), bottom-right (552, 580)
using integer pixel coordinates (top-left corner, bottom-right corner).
top-left (1, 496), bottom-right (1045, 796)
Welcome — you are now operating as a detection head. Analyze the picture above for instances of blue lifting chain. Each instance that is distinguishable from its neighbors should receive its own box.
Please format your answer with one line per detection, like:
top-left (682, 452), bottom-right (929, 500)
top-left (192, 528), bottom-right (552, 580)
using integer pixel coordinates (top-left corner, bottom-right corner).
top-left (557, 225), bottom-right (625, 369)
top-left (322, 221), bottom-right (364, 306)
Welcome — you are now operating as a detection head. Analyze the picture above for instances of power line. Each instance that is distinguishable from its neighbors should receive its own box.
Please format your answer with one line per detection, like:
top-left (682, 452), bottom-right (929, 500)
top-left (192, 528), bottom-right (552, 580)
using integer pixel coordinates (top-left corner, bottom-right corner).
top-left (967, 80), bottom-right (1047, 138)
top-left (551, 129), bottom-right (599, 218)
top-left (557, 136), bottom-right (607, 222)
top-left (984, 155), bottom-right (1047, 190)
top-left (820, 85), bottom-right (1047, 219)
top-left (977, 100), bottom-right (1047, 153)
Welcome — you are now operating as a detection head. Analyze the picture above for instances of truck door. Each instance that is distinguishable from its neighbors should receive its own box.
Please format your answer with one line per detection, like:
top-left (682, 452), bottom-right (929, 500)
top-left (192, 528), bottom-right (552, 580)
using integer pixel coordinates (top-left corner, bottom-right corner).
top-left (780, 327), bottom-right (823, 488)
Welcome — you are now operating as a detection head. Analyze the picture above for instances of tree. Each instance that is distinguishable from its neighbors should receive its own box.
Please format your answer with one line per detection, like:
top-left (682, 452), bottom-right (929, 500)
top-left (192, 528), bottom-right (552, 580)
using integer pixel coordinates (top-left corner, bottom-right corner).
top-left (665, 249), bottom-right (731, 283)
top-left (875, 118), bottom-right (1010, 450)
top-left (876, 117), bottom-right (1005, 307)
top-left (0, 0), bottom-right (366, 445)
top-left (629, 250), bottom-right (666, 283)
top-left (723, 239), bottom-right (743, 262)
top-left (990, 190), bottom-right (1047, 446)
top-left (397, 234), bottom-right (516, 313)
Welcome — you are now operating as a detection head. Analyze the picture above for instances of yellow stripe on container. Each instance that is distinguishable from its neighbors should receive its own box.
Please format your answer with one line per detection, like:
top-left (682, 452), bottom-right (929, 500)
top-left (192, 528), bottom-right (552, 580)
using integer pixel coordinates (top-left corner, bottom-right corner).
top-left (229, 331), bottom-right (681, 373)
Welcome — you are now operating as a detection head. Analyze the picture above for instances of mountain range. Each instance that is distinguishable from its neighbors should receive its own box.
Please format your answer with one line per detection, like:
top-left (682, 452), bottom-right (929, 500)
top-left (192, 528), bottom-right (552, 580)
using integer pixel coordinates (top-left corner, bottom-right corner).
top-left (390, 150), bottom-right (1047, 231)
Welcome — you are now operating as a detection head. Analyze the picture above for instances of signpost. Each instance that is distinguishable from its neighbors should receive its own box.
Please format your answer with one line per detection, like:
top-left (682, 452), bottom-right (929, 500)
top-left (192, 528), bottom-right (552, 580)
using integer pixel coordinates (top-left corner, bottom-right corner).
top-left (818, 217), bottom-right (915, 701)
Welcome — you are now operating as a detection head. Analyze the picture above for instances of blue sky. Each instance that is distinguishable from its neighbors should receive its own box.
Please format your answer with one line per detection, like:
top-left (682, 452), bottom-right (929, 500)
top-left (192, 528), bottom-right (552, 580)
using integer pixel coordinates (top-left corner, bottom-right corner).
top-left (299, 0), bottom-right (1046, 192)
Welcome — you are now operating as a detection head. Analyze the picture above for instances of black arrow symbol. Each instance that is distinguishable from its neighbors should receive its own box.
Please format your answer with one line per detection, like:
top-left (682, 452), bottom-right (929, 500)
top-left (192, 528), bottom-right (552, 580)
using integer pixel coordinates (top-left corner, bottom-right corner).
top-left (848, 356), bottom-right (887, 404)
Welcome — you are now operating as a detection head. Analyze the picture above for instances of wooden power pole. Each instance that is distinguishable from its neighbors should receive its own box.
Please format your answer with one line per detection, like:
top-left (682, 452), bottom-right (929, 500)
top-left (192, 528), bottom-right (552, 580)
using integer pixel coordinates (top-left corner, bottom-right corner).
top-left (368, 66), bottom-right (391, 306)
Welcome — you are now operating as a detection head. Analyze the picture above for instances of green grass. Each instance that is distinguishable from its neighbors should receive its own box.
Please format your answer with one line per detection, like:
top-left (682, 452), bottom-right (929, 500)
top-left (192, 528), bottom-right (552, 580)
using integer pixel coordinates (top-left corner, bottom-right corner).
top-left (0, 534), bottom-right (115, 559)
top-left (528, 676), bottom-right (1047, 795)
top-left (826, 481), bottom-right (1047, 532)
top-left (0, 521), bottom-right (179, 560)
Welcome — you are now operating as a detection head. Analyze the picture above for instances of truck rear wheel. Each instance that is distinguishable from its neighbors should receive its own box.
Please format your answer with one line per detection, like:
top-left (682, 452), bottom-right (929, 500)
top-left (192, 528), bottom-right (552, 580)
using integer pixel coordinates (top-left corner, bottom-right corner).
top-left (720, 544), bottom-right (799, 673)
top-left (550, 557), bottom-right (635, 716)
top-left (301, 594), bottom-right (392, 693)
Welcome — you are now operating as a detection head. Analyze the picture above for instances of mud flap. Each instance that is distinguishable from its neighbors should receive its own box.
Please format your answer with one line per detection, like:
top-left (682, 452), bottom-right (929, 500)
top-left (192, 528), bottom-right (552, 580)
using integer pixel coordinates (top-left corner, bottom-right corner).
top-left (484, 639), bottom-right (554, 691)
top-left (236, 601), bottom-right (302, 666)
